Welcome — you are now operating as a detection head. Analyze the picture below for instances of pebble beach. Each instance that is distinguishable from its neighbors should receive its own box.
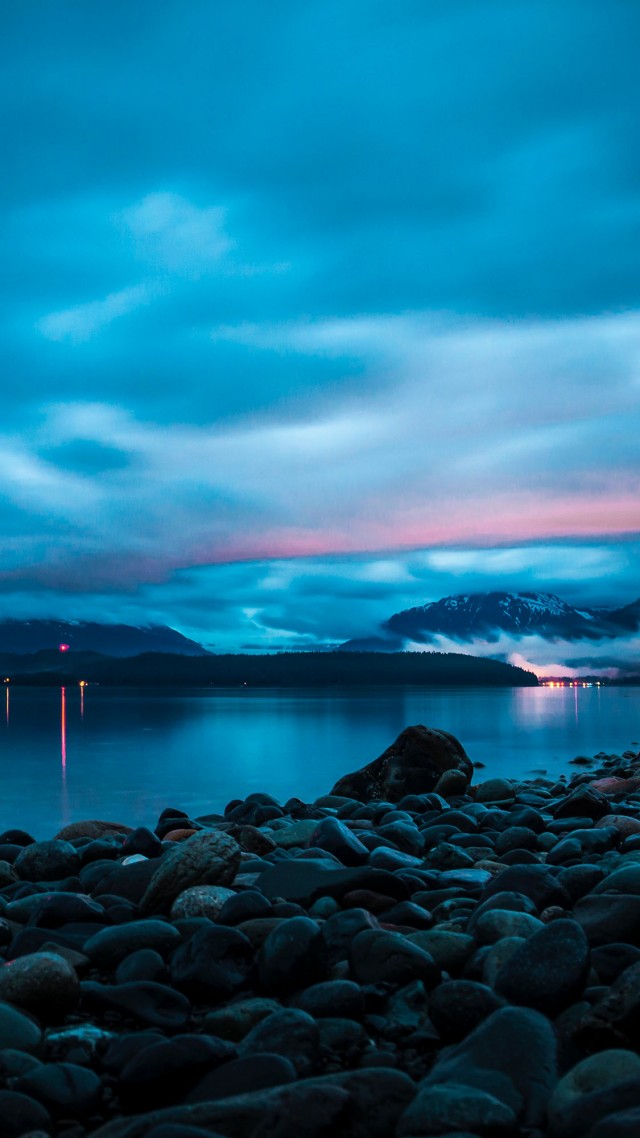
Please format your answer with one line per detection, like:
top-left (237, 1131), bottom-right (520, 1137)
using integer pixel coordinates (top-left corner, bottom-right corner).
top-left (1, 724), bottom-right (640, 1137)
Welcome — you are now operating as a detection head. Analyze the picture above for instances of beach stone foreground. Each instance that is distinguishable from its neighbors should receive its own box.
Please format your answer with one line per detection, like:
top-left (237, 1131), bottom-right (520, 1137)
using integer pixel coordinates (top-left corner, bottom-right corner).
top-left (0, 723), bottom-right (638, 1136)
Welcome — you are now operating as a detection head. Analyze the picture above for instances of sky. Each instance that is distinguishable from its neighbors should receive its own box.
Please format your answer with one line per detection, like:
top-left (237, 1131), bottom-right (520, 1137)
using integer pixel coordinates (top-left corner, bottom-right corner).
top-left (2, 1), bottom-right (639, 672)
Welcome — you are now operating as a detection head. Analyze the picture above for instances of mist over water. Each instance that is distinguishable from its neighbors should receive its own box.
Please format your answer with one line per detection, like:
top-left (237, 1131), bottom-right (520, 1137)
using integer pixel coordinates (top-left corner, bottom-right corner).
top-left (0, 685), bottom-right (638, 837)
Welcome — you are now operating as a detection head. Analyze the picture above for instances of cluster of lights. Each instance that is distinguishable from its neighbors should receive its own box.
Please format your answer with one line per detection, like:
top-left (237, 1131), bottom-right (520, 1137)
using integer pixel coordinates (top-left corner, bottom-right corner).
top-left (542, 680), bottom-right (601, 688)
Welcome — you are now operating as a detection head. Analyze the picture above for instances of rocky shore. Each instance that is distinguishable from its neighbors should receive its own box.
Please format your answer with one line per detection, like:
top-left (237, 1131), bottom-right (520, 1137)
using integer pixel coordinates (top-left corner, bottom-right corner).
top-left (1, 725), bottom-right (640, 1137)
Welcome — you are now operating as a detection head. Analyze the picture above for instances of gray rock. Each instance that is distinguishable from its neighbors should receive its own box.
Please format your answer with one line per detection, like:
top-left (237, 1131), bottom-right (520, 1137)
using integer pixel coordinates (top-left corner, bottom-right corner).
top-left (398, 1081), bottom-right (517, 1135)
top-left (258, 917), bottom-right (326, 995)
top-left (573, 893), bottom-right (640, 946)
top-left (406, 930), bottom-right (475, 973)
top-left (140, 830), bottom-right (241, 915)
top-left (0, 1000), bottom-right (42, 1053)
top-left (169, 885), bottom-right (235, 921)
top-left (85, 920), bottom-right (181, 967)
top-left (474, 909), bottom-right (544, 945)
top-left (203, 998), bottom-right (281, 1042)
top-left (0, 951), bottom-right (79, 1020)
top-left (495, 919), bottom-right (590, 1015)
top-left (239, 1009), bottom-right (320, 1077)
top-left (349, 929), bottom-right (438, 987)
top-left (14, 839), bottom-right (81, 882)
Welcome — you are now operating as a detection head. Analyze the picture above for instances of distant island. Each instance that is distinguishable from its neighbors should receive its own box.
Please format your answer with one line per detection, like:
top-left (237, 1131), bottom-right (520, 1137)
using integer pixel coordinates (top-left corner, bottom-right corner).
top-left (0, 619), bottom-right (207, 657)
top-left (0, 649), bottom-right (537, 687)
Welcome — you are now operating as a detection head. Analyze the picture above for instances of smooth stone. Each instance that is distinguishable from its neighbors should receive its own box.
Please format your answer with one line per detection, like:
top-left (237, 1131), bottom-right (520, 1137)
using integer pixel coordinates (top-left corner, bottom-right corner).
top-left (14, 1061), bottom-right (102, 1118)
top-left (553, 786), bottom-right (611, 820)
top-left (140, 831), bottom-right (242, 915)
top-left (589, 1108), bottom-right (640, 1137)
top-left (557, 864), bottom-right (606, 902)
top-left (270, 820), bottom-right (319, 849)
top-left (349, 929), bottom-right (438, 987)
top-left (118, 1034), bottom-right (235, 1109)
top-left (14, 840), bottom-right (81, 882)
top-left (479, 864), bottom-right (570, 910)
top-left (115, 948), bottom-right (167, 985)
top-left (217, 891), bottom-right (272, 925)
top-left (258, 916), bottom-right (327, 995)
top-left (203, 998), bottom-right (281, 1042)
top-left (0, 951), bottom-right (79, 1019)
top-left (592, 944), bottom-right (640, 984)
top-left (572, 961), bottom-right (640, 1049)
top-left (307, 817), bottom-right (369, 866)
top-left (293, 979), bottom-right (365, 1020)
top-left (169, 885), bottom-right (236, 921)
top-left (423, 1006), bottom-right (557, 1130)
top-left (85, 920), bottom-right (181, 967)
top-left (549, 1050), bottom-right (640, 1134)
top-left (0, 1050), bottom-right (42, 1078)
top-left (474, 779), bottom-right (516, 803)
top-left (256, 859), bottom-right (409, 905)
top-left (0, 1000), bottom-right (42, 1053)
top-left (481, 937), bottom-right (526, 988)
top-left (27, 892), bottom-right (107, 928)
top-left (56, 820), bottom-right (132, 841)
top-left (573, 893), bottom-right (640, 946)
top-left (593, 865), bottom-right (640, 895)
top-left (239, 1008), bottom-right (319, 1077)
top-left (474, 909), bottom-right (544, 945)
top-left (187, 1053), bottom-right (296, 1103)
top-left (397, 1081), bottom-right (517, 1136)
top-left (170, 925), bottom-right (254, 1001)
top-left (406, 930), bottom-right (475, 973)
top-left (494, 919), bottom-right (590, 1015)
top-left (428, 980), bottom-right (505, 1043)
top-left (0, 1090), bottom-right (51, 1138)
top-left (81, 980), bottom-right (191, 1031)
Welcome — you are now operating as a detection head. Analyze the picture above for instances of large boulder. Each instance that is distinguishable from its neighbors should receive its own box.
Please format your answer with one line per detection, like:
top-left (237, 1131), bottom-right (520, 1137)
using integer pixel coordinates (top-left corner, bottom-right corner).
top-left (330, 725), bottom-right (472, 802)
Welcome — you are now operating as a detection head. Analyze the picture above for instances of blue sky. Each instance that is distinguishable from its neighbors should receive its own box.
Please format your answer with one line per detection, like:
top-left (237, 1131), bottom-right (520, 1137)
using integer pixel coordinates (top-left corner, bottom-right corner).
top-left (1, 1), bottom-right (639, 666)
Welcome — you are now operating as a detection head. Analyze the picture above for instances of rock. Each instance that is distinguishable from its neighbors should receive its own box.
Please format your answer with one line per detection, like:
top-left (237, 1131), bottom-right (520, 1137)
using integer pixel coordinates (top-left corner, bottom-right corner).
top-left (433, 767), bottom-right (470, 797)
top-left (55, 820), bottom-right (133, 841)
top-left (203, 998), bottom-right (281, 1042)
top-left (0, 1000), bottom-right (42, 1053)
top-left (258, 917), bottom-right (327, 995)
top-left (218, 891), bottom-right (272, 925)
top-left (118, 1034), bottom-right (235, 1110)
top-left (81, 980), bottom-right (191, 1031)
top-left (239, 1009), bottom-right (320, 1077)
top-left (307, 817), bottom-right (369, 866)
top-left (14, 840), bottom-right (81, 882)
top-left (592, 944), bottom-right (640, 984)
top-left (122, 827), bottom-right (164, 858)
top-left (548, 1050), bottom-right (640, 1138)
top-left (592, 865), bottom-right (640, 895)
top-left (187, 1054), bottom-right (296, 1104)
top-left (478, 864), bottom-right (570, 910)
top-left (27, 891), bottom-right (107, 928)
top-left (115, 948), bottom-right (167, 984)
top-left (573, 961), bottom-right (640, 1049)
top-left (397, 1080), bottom-right (517, 1136)
top-left (139, 831), bottom-right (241, 915)
top-left (292, 979), bottom-right (365, 1020)
top-left (90, 1068), bottom-right (415, 1138)
top-left (407, 929), bottom-right (475, 973)
top-left (170, 925), bottom-right (254, 1001)
top-left (589, 1108), bottom-right (640, 1137)
top-left (0, 951), bottom-right (79, 1020)
top-left (349, 929), bottom-right (438, 987)
top-left (0, 1090), bottom-right (52, 1138)
top-left (423, 1006), bottom-right (557, 1130)
top-left (495, 919), bottom-right (590, 1015)
top-left (553, 786), bottom-right (611, 820)
top-left (473, 909), bottom-right (544, 944)
top-left (573, 893), bottom-right (640, 946)
top-left (474, 778), bottom-right (516, 804)
top-left (14, 1061), bottom-right (102, 1118)
top-left (271, 820), bottom-right (320, 849)
top-left (85, 920), bottom-right (181, 967)
top-left (256, 859), bottom-right (408, 906)
top-left (331, 725), bottom-right (472, 803)
top-left (428, 980), bottom-right (505, 1043)
top-left (169, 885), bottom-right (236, 921)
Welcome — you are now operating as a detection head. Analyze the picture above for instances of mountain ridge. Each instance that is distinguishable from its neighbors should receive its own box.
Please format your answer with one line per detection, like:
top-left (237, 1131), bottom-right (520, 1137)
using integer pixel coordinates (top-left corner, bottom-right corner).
top-left (0, 619), bottom-right (208, 657)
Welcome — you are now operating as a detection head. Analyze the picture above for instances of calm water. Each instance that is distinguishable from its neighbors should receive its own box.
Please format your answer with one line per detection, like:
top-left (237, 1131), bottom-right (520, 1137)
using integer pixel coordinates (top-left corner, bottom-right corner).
top-left (0, 685), bottom-right (638, 837)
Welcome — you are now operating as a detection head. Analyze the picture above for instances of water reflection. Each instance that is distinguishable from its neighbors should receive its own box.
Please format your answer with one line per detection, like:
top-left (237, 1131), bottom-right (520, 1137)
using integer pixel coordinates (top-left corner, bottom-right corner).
top-left (4, 684), bottom-right (8, 727)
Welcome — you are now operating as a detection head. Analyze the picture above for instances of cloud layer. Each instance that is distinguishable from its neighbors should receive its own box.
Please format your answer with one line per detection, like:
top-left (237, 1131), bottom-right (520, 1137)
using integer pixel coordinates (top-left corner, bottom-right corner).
top-left (0, 2), bottom-right (638, 659)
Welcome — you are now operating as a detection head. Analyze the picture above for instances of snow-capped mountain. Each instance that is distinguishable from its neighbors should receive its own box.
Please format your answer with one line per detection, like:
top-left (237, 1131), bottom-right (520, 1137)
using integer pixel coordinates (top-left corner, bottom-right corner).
top-left (381, 591), bottom-right (640, 645)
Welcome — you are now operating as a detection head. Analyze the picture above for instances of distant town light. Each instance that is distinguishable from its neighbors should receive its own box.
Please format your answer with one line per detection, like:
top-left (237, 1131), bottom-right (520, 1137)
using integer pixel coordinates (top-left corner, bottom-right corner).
top-left (59, 643), bottom-right (70, 653)
top-left (3, 677), bottom-right (9, 684)
top-left (79, 680), bottom-right (87, 687)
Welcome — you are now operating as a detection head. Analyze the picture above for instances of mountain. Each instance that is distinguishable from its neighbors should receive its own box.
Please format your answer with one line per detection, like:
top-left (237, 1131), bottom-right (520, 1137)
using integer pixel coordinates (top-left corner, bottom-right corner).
top-left (377, 591), bottom-right (640, 645)
top-left (0, 620), bottom-right (207, 657)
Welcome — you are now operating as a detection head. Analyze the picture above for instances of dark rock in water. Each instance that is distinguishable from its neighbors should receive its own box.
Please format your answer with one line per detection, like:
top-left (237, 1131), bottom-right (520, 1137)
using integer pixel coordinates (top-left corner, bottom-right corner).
top-left (187, 1053), bottom-right (296, 1104)
top-left (258, 916), bottom-right (327, 995)
top-left (239, 1008), bottom-right (320, 1077)
top-left (85, 919), bottom-right (181, 967)
top-left (14, 1061), bottom-right (101, 1118)
top-left (428, 979), bottom-right (505, 1043)
top-left (256, 859), bottom-right (408, 906)
top-left (308, 817), bottom-right (369, 866)
top-left (122, 826), bottom-right (164, 859)
top-left (0, 1090), bottom-right (52, 1138)
top-left (170, 925), bottom-right (253, 1002)
top-left (495, 919), bottom-right (590, 1015)
top-left (349, 929), bottom-right (438, 988)
top-left (118, 1034), bottom-right (235, 1109)
top-left (0, 829), bottom-right (35, 846)
top-left (14, 839), bottom-right (81, 882)
top-left (423, 1006), bottom-right (557, 1130)
top-left (397, 1081), bottom-right (517, 1136)
top-left (81, 980), bottom-right (191, 1031)
top-left (330, 724), bottom-right (473, 803)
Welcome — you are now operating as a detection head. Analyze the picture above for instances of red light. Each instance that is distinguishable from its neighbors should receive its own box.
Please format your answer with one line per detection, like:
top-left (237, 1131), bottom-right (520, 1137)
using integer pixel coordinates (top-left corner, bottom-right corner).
top-left (59, 643), bottom-right (70, 653)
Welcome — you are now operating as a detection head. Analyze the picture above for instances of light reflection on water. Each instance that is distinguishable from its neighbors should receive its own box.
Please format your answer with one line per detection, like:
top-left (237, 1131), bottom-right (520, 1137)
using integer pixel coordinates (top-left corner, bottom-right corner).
top-left (0, 684), bottom-right (637, 837)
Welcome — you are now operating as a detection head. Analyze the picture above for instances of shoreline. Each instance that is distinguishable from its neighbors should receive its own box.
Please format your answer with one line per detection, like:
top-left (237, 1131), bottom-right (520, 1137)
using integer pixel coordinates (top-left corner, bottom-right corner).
top-left (1, 728), bottom-right (640, 1135)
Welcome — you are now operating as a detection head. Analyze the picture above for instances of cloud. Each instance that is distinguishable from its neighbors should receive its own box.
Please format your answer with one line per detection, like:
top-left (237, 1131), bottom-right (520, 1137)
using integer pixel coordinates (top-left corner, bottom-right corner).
top-left (37, 283), bottom-right (156, 343)
top-left (119, 193), bottom-right (233, 277)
